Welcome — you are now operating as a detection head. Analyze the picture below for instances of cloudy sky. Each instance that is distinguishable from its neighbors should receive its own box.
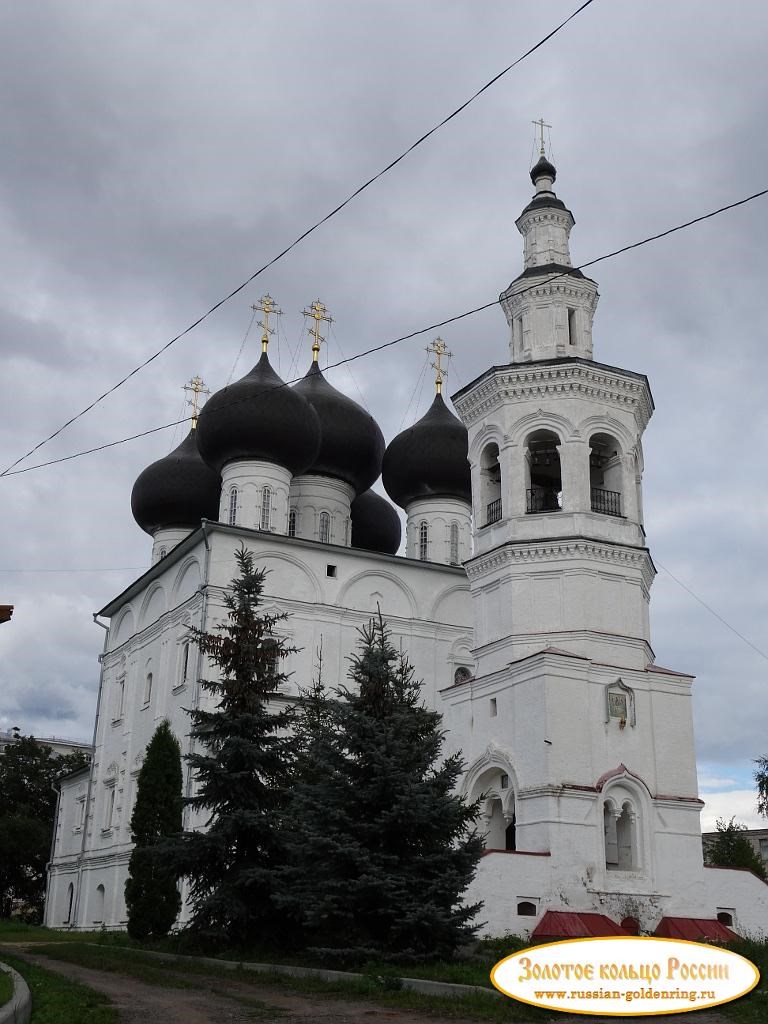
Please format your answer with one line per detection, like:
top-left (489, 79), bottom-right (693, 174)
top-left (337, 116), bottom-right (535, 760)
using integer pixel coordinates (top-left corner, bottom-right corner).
top-left (1, 1), bottom-right (766, 830)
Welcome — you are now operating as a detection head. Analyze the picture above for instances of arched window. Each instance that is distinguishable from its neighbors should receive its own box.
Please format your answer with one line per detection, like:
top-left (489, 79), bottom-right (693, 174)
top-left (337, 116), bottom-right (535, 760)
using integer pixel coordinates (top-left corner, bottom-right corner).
top-left (64, 882), bottom-right (74, 924)
top-left (158, 546), bottom-right (167, 559)
top-left (93, 884), bottom-right (105, 924)
top-left (143, 672), bottom-right (153, 705)
top-left (104, 787), bottom-right (116, 830)
top-left (480, 443), bottom-right (502, 524)
top-left (180, 642), bottom-right (190, 686)
top-left (260, 486), bottom-right (272, 531)
top-left (605, 799), bottom-right (635, 870)
top-left (319, 511), bottom-right (331, 544)
top-left (590, 433), bottom-right (623, 517)
top-left (449, 522), bottom-right (460, 564)
top-left (263, 637), bottom-right (280, 685)
top-left (525, 430), bottom-right (562, 513)
top-left (418, 520), bottom-right (429, 560)
top-left (228, 487), bottom-right (238, 526)
top-left (288, 508), bottom-right (297, 537)
top-left (454, 666), bottom-right (472, 685)
top-left (517, 901), bottom-right (537, 917)
top-left (717, 911), bottom-right (734, 927)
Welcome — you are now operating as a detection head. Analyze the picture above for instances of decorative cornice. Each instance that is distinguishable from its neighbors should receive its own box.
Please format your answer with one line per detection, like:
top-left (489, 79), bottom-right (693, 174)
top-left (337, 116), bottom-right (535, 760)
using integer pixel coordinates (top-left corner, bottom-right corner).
top-left (453, 360), bottom-right (653, 433)
top-left (465, 537), bottom-right (656, 591)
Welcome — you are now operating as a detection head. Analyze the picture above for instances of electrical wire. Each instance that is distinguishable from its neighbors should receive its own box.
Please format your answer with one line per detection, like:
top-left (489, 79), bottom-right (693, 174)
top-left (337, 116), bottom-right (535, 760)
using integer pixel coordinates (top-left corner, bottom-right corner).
top-left (398, 352), bottom-right (430, 430)
top-left (656, 560), bottom-right (768, 664)
top-left (4, 183), bottom-right (768, 479)
top-left (226, 306), bottom-right (258, 385)
top-left (0, 0), bottom-right (597, 477)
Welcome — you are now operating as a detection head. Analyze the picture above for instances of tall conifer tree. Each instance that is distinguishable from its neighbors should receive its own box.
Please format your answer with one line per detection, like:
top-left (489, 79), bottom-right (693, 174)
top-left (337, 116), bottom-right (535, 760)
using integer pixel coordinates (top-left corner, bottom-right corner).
top-left (280, 615), bottom-right (483, 962)
top-left (169, 546), bottom-right (298, 947)
top-left (125, 720), bottom-right (183, 939)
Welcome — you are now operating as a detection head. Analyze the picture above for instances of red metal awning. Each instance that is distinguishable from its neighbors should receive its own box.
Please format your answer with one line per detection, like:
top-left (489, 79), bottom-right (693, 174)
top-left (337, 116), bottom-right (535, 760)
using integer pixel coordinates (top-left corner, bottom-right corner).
top-left (654, 917), bottom-right (738, 942)
top-left (531, 911), bottom-right (629, 939)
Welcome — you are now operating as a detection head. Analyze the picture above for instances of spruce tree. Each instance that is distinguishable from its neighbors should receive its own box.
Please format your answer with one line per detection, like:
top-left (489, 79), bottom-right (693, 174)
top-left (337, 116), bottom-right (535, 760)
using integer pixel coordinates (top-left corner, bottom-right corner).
top-left (279, 614), bottom-right (484, 962)
top-left (168, 546), bottom-right (298, 948)
top-left (124, 720), bottom-right (183, 940)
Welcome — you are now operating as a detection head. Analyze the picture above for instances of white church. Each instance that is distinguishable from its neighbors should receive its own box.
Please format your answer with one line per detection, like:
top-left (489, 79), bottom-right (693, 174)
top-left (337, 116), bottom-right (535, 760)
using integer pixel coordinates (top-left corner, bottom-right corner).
top-left (45, 150), bottom-right (768, 940)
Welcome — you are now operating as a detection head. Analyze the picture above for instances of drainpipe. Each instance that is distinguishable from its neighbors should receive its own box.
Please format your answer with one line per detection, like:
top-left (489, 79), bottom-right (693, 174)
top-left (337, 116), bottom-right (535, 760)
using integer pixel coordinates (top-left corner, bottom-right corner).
top-left (68, 614), bottom-right (108, 930)
top-left (184, 522), bottom-right (212, 818)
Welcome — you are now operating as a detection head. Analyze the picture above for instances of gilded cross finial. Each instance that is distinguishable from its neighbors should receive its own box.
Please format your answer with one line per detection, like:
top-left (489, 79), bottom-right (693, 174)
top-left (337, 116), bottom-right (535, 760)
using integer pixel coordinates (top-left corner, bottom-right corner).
top-left (302, 299), bottom-right (334, 362)
top-left (532, 116), bottom-right (551, 157)
top-left (183, 375), bottom-right (210, 429)
top-left (251, 294), bottom-right (282, 353)
top-left (426, 337), bottom-right (452, 395)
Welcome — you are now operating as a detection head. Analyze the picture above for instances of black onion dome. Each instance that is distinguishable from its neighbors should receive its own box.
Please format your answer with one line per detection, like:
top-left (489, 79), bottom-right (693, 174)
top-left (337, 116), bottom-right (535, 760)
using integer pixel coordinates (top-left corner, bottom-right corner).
top-left (293, 361), bottom-right (385, 494)
top-left (382, 393), bottom-right (471, 510)
top-left (131, 429), bottom-right (221, 536)
top-left (350, 489), bottom-right (402, 555)
top-left (196, 352), bottom-right (320, 474)
top-left (530, 154), bottom-right (557, 184)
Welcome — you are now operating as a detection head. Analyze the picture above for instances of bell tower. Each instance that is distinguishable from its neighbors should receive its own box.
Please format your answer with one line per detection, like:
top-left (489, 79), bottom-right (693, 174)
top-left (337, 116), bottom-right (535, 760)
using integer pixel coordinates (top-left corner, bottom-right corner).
top-left (446, 147), bottom-right (705, 921)
top-left (453, 149), bottom-right (654, 673)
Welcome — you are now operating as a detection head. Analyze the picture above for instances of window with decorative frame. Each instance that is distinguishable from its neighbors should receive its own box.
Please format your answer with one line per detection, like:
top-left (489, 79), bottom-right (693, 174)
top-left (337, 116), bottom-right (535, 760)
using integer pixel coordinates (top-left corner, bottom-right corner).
top-left (449, 522), bottom-right (460, 564)
top-left (319, 511), bottom-right (331, 544)
top-left (228, 486), bottom-right (238, 526)
top-left (418, 520), bottom-right (429, 561)
top-left (288, 508), bottom-right (297, 537)
top-left (260, 486), bottom-right (272, 530)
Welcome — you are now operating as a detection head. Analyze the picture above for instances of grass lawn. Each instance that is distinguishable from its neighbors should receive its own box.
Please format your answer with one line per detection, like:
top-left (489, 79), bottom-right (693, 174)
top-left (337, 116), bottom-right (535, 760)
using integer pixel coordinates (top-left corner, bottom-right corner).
top-left (0, 968), bottom-right (13, 1006)
top-left (0, 951), bottom-right (118, 1024)
top-left (0, 920), bottom-right (107, 945)
top-left (33, 943), bottom-right (547, 1022)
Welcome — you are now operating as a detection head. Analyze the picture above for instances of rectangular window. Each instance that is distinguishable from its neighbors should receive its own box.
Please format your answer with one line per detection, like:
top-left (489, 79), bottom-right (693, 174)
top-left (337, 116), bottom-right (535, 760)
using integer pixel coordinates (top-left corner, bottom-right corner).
top-left (760, 838), bottom-right (768, 861)
top-left (490, 698), bottom-right (497, 717)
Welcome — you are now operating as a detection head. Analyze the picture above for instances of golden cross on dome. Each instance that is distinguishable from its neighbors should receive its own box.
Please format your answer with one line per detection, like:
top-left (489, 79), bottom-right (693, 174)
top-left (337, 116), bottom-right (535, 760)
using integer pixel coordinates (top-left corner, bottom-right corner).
top-left (183, 375), bottom-right (209, 429)
top-left (251, 294), bottom-right (282, 353)
top-left (532, 116), bottom-right (551, 157)
top-left (302, 299), bottom-right (334, 362)
top-left (426, 337), bottom-right (452, 395)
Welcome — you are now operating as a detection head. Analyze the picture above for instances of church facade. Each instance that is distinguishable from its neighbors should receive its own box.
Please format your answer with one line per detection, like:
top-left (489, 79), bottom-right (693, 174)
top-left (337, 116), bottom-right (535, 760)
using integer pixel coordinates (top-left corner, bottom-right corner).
top-left (45, 153), bottom-right (768, 939)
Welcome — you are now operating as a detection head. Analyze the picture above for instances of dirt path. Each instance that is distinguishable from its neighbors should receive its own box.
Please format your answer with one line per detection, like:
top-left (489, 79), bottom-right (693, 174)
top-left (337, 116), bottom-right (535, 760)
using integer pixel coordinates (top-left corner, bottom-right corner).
top-left (7, 948), bottom-right (737, 1024)
top-left (11, 948), bottom-right (489, 1024)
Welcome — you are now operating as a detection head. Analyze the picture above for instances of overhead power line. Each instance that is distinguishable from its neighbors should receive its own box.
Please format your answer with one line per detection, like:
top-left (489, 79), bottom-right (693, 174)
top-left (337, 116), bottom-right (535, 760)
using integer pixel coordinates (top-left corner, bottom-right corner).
top-left (0, 0), bottom-right (597, 478)
top-left (4, 183), bottom-right (768, 480)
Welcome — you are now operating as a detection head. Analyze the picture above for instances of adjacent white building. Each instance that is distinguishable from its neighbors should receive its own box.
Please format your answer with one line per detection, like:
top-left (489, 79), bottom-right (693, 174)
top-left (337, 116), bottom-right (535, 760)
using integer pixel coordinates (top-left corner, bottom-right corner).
top-left (46, 151), bottom-right (768, 940)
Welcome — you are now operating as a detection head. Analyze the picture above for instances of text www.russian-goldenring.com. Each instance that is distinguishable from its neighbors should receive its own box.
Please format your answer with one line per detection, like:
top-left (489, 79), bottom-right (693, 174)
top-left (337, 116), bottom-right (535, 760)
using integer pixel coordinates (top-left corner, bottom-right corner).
top-left (534, 988), bottom-right (717, 1004)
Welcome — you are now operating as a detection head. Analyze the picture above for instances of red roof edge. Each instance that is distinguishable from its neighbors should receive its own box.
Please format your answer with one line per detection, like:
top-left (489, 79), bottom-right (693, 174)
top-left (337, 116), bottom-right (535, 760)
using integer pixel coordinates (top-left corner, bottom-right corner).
top-left (531, 911), bottom-right (629, 939)
top-left (654, 917), bottom-right (739, 942)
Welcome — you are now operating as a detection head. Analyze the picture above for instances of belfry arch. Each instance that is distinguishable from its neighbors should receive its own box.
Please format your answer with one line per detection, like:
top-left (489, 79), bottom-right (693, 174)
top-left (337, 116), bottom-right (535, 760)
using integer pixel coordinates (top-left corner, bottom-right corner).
top-left (524, 429), bottom-right (562, 513)
top-left (589, 432), bottom-right (623, 517)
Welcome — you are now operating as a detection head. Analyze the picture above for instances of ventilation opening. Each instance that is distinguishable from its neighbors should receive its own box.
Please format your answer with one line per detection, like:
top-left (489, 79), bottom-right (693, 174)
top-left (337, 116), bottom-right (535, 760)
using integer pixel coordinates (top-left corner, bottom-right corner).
top-left (517, 901), bottom-right (537, 917)
top-left (490, 697), bottom-right (497, 717)
top-left (326, 564), bottom-right (337, 578)
top-left (717, 911), bottom-right (734, 927)
top-left (567, 307), bottom-right (576, 345)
